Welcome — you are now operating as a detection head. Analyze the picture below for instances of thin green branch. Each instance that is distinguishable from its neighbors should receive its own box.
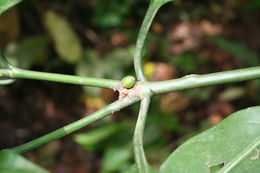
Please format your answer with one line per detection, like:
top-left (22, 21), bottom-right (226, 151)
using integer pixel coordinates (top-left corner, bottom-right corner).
top-left (10, 96), bottom-right (140, 153)
top-left (133, 97), bottom-right (151, 173)
top-left (134, 0), bottom-right (172, 81)
top-left (134, 1), bottom-right (161, 81)
top-left (143, 66), bottom-right (260, 95)
top-left (1, 50), bottom-right (119, 88)
top-left (0, 68), bottom-right (120, 89)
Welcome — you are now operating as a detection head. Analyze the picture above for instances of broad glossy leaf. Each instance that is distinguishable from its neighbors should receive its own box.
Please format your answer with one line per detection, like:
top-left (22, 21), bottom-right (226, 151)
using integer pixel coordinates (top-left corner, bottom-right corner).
top-left (44, 10), bottom-right (82, 64)
top-left (160, 106), bottom-right (260, 173)
top-left (0, 0), bottom-right (21, 16)
top-left (0, 150), bottom-right (49, 173)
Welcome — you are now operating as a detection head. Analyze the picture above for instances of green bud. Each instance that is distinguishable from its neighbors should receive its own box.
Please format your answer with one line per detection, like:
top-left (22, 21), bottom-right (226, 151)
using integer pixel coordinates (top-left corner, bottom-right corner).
top-left (121, 75), bottom-right (136, 89)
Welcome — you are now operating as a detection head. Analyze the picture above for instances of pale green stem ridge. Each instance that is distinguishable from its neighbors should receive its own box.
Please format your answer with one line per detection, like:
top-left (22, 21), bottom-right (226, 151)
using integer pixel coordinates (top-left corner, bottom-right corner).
top-left (143, 66), bottom-right (260, 95)
top-left (0, 68), bottom-right (120, 89)
top-left (10, 96), bottom-right (140, 153)
top-left (133, 97), bottom-right (151, 173)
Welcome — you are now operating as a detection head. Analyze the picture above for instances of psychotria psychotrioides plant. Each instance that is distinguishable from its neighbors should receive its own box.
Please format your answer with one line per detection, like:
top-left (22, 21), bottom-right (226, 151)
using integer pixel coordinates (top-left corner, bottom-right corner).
top-left (0, 0), bottom-right (260, 173)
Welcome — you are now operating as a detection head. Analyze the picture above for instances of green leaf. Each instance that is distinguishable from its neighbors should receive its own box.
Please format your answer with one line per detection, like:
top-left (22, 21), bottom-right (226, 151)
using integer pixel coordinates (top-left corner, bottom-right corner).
top-left (123, 164), bottom-right (159, 173)
top-left (102, 146), bottom-right (132, 173)
top-left (218, 87), bottom-right (246, 101)
top-left (103, 45), bottom-right (135, 79)
top-left (76, 46), bottom-right (133, 96)
top-left (210, 36), bottom-right (259, 66)
top-left (160, 106), bottom-right (260, 173)
top-left (44, 10), bottom-right (82, 64)
top-left (0, 0), bottom-right (21, 16)
top-left (76, 49), bottom-right (106, 96)
top-left (73, 124), bottom-right (122, 151)
top-left (0, 150), bottom-right (49, 173)
top-left (92, 0), bottom-right (136, 28)
top-left (6, 36), bottom-right (48, 69)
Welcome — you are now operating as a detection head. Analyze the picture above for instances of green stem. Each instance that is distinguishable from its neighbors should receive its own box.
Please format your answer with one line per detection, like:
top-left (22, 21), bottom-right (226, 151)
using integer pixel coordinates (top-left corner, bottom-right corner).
top-left (0, 68), bottom-right (119, 89)
top-left (134, 1), bottom-right (161, 81)
top-left (134, 0), bottom-right (172, 81)
top-left (133, 97), bottom-right (151, 173)
top-left (10, 96), bottom-right (140, 153)
top-left (143, 66), bottom-right (260, 95)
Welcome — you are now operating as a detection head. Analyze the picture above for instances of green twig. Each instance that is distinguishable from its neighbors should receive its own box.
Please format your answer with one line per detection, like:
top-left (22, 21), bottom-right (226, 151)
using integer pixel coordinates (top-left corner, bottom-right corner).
top-left (134, 0), bottom-right (172, 81)
top-left (0, 68), bottom-right (120, 89)
top-left (10, 96), bottom-right (140, 153)
top-left (0, 50), bottom-right (119, 88)
top-left (134, 1), bottom-right (161, 81)
top-left (133, 97), bottom-right (151, 173)
top-left (142, 66), bottom-right (260, 95)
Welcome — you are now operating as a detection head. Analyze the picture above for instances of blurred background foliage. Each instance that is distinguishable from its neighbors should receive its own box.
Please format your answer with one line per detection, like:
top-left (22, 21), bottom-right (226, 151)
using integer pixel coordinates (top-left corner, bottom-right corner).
top-left (0, 0), bottom-right (259, 172)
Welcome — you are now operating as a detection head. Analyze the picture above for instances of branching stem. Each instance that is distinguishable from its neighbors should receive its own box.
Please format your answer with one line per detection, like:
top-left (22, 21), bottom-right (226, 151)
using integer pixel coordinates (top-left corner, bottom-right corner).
top-left (142, 66), bottom-right (260, 95)
top-left (133, 97), bottom-right (151, 173)
top-left (1, 2), bottom-right (260, 172)
top-left (134, 1), bottom-right (161, 81)
top-left (0, 68), bottom-right (119, 89)
top-left (10, 96), bottom-right (140, 153)
top-left (134, 0), bottom-right (172, 81)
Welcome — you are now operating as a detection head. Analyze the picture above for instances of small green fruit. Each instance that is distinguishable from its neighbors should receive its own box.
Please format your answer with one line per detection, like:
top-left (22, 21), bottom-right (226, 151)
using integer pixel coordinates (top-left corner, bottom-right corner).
top-left (122, 75), bottom-right (136, 89)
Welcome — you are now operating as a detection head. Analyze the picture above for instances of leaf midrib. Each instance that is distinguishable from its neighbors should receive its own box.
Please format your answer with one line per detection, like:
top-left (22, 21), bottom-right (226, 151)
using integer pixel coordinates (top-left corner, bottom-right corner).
top-left (217, 138), bottom-right (260, 173)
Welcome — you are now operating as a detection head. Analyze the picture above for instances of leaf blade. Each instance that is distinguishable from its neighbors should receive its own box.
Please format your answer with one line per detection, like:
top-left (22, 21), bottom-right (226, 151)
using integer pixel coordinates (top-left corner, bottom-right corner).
top-left (43, 10), bottom-right (82, 64)
top-left (217, 139), bottom-right (260, 173)
top-left (0, 0), bottom-right (21, 16)
top-left (160, 106), bottom-right (260, 173)
top-left (0, 150), bottom-right (49, 173)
